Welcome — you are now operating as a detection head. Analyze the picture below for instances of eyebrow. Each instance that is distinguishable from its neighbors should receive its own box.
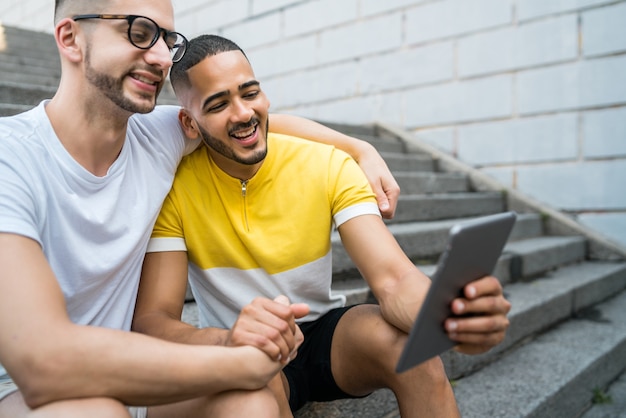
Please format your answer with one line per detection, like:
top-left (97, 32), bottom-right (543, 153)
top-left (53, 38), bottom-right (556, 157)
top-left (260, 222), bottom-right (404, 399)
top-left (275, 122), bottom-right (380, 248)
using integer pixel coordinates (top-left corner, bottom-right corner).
top-left (201, 79), bottom-right (261, 110)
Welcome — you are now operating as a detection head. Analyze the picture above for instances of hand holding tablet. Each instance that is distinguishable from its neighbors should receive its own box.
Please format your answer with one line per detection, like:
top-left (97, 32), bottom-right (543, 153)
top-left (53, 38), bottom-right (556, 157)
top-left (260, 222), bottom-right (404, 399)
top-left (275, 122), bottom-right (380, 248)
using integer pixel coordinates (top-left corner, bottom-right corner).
top-left (396, 211), bottom-right (517, 373)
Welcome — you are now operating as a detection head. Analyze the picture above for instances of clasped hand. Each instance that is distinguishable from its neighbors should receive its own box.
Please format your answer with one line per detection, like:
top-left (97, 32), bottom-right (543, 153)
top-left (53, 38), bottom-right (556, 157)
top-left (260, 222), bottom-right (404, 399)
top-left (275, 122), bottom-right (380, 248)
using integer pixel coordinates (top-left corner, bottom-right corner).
top-left (227, 295), bottom-right (310, 364)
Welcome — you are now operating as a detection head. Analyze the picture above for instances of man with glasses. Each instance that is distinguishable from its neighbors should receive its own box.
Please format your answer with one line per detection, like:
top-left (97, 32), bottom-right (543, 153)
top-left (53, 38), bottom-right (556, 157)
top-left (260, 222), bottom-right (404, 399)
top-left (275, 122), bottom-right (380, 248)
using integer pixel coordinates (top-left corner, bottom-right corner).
top-left (134, 34), bottom-right (511, 418)
top-left (72, 14), bottom-right (189, 63)
top-left (0, 0), bottom-right (399, 417)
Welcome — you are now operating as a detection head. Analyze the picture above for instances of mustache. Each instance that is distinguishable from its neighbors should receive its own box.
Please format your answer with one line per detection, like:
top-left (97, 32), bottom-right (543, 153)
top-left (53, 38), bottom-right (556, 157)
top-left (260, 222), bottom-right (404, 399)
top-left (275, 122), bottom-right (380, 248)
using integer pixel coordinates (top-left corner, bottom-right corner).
top-left (229, 117), bottom-right (260, 135)
top-left (132, 65), bottom-right (164, 80)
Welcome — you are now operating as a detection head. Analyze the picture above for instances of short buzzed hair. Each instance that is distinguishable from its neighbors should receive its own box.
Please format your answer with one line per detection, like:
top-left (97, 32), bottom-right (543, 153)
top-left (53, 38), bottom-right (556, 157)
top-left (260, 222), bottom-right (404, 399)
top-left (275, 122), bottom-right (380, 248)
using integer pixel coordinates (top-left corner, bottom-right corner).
top-left (170, 34), bottom-right (248, 97)
top-left (54, 0), bottom-right (105, 24)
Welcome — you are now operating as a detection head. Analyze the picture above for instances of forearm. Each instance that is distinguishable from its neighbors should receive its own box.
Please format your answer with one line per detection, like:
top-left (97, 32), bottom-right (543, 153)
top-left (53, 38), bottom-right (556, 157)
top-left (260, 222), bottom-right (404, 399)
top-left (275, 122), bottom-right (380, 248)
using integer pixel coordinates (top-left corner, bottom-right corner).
top-left (132, 311), bottom-right (229, 346)
top-left (375, 268), bottom-right (431, 334)
top-left (16, 323), bottom-right (274, 408)
top-left (270, 113), bottom-right (373, 161)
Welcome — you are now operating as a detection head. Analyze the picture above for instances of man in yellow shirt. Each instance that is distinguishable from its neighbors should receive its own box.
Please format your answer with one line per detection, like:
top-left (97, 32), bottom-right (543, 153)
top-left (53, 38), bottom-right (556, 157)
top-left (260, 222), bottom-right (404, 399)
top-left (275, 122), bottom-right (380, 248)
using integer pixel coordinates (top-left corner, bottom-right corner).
top-left (133, 34), bottom-right (511, 417)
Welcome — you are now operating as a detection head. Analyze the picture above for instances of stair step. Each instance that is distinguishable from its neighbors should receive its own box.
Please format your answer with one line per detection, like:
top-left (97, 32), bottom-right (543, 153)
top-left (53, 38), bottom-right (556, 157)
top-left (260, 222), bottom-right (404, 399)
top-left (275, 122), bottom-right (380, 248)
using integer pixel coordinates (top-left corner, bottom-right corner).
top-left (332, 213), bottom-right (542, 274)
top-left (356, 134), bottom-right (406, 154)
top-left (0, 103), bottom-right (33, 117)
top-left (318, 121), bottom-right (378, 138)
top-left (0, 81), bottom-right (56, 106)
top-left (331, 278), bottom-right (372, 305)
top-left (331, 237), bottom-right (598, 311)
top-left (504, 235), bottom-right (587, 280)
top-left (389, 192), bottom-right (505, 224)
top-left (579, 370), bottom-right (626, 418)
top-left (295, 388), bottom-right (399, 418)
top-left (1, 26), bottom-right (59, 58)
top-left (0, 70), bottom-right (60, 88)
top-left (394, 172), bottom-right (468, 194)
top-left (443, 261), bottom-right (626, 378)
top-left (453, 289), bottom-right (626, 418)
top-left (0, 54), bottom-right (61, 75)
top-left (0, 58), bottom-right (61, 87)
top-left (380, 152), bottom-right (436, 172)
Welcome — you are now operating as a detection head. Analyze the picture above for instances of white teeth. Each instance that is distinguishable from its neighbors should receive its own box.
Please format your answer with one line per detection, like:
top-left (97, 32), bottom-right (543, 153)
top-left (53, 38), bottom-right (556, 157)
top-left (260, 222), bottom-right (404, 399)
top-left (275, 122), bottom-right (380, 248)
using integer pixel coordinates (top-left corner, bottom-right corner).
top-left (232, 126), bottom-right (255, 139)
top-left (133, 75), bottom-right (157, 85)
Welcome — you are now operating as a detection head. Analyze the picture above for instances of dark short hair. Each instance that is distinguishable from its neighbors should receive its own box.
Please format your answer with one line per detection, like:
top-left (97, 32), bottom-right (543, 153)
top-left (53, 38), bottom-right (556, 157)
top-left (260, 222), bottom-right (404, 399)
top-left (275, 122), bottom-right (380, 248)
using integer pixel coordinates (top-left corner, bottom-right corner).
top-left (170, 34), bottom-right (248, 96)
top-left (54, 0), bottom-right (103, 24)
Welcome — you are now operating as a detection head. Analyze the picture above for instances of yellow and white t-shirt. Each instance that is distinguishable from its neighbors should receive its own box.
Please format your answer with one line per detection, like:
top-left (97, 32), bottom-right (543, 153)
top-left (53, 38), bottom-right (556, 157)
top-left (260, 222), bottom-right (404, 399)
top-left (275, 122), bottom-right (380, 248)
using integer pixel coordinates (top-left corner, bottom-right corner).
top-left (147, 133), bottom-right (380, 328)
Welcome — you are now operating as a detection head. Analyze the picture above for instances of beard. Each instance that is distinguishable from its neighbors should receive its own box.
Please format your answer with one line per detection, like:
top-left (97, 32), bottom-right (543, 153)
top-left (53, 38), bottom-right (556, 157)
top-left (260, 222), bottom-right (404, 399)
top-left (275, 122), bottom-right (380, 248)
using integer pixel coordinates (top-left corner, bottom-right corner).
top-left (197, 118), bottom-right (269, 166)
top-left (84, 45), bottom-right (159, 115)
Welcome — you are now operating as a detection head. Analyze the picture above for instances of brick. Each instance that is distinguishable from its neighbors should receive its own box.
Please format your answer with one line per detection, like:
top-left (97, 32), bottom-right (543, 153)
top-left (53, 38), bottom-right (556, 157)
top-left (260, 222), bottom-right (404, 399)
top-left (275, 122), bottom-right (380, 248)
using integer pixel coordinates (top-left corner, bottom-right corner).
top-left (186, 1), bottom-right (249, 31)
top-left (172, 14), bottom-right (198, 39)
top-left (319, 14), bottom-right (403, 64)
top-left (583, 107), bottom-right (626, 158)
top-left (517, 55), bottom-right (626, 115)
top-left (247, 35), bottom-right (317, 78)
top-left (457, 114), bottom-right (578, 166)
top-left (517, 0), bottom-right (614, 21)
top-left (252, 0), bottom-right (300, 15)
top-left (0, 2), bottom-right (25, 27)
top-left (263, 62), bottom-right (360, 108)
top-left (172, 0), bottom-right (214, 15)
top-left (223, 13), bottom-right (281, 49)
top-left (309, 92), bottom-right (406, 126)
top-left (259, 77), bottom-right (282, 106)
top-left (516, 160), bottom-right (626, 210)
top-left (413, 127), bottom-right (457, 154)
top-left (284, 0), bottom-right (358, 37)
top-left (459, 15), bottom-right (578, 77)
top-left (406, 0), bottom-right (513, 44)
top-left (361, 0), bottom-right (429, 16)
top-left (583, 2), bottom-right (626, 57)
top-left (578, 212), bottom-right (626, 247)
top-left (360, 42), bottom-right (454, 93)
top-left (405, 75), bottom-right (513, 127)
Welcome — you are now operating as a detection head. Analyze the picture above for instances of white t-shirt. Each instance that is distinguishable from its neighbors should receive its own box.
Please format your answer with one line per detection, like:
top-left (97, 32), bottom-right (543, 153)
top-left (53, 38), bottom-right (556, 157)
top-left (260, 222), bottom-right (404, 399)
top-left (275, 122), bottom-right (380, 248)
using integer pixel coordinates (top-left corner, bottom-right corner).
top-left (0, 102), bottom-right (194, 382)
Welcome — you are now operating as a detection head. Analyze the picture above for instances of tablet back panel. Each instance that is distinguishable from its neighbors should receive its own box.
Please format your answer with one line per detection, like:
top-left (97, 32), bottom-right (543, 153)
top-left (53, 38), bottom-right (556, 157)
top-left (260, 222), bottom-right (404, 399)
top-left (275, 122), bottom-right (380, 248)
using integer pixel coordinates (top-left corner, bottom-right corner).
top-left (396, 211), bottom-right (517, 373)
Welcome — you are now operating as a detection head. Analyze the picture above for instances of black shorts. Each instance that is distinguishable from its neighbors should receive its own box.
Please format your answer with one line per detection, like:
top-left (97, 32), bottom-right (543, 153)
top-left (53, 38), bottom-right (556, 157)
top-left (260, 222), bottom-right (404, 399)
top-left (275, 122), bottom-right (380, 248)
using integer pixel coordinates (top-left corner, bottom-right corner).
top-left (284, 305), bottom-right (368, 411)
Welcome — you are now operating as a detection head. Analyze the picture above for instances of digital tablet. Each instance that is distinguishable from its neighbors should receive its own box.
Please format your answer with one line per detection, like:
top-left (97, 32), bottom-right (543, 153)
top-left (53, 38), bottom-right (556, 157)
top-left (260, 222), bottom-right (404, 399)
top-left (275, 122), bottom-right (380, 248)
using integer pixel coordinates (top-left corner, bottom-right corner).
top-left (396, 211), bottom-right (517, 373)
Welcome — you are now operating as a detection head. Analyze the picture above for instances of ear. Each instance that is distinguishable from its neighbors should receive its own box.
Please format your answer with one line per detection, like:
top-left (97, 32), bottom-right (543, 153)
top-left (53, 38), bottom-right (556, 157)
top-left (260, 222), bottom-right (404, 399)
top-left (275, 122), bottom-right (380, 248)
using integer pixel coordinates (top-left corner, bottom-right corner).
top-left (178, 109), bottom-right (200, 140)
top-left (55, 18), bottom-right (83, 63)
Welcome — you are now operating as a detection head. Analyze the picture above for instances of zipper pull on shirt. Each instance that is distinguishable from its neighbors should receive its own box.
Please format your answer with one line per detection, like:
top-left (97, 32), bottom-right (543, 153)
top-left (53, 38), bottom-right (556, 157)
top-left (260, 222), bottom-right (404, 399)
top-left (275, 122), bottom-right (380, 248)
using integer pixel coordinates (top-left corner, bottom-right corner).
top-left (241, 180), bottom-right (248, 197)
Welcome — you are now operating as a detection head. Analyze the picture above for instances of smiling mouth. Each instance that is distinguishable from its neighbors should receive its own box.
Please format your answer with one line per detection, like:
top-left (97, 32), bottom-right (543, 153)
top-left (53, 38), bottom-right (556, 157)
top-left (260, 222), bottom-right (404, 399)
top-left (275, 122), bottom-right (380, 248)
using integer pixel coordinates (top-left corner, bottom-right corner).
top-left (130, 74), bottom-right (159, 86)
top-left (231, 124), bottom-right (257, 140)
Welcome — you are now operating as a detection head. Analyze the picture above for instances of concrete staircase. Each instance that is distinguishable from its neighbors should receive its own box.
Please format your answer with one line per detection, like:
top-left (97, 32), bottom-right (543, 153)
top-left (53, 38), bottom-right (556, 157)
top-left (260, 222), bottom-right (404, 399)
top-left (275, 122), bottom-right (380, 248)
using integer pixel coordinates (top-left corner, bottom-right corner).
top-left (288, 124), bottom-right (626, 418)
top-left (3, 25), bottom-right (626, 418)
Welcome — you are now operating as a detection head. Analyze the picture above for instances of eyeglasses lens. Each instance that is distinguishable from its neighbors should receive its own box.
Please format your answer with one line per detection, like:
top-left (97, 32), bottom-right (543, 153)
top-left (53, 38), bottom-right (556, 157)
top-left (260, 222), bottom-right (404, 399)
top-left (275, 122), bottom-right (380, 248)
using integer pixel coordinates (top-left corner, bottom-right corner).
top-left (129, 17), bottom-right (159, 48)
top-left (129, 17), bottom-right (186, 62)
top-left (170, 35), bottom-right (187, 62)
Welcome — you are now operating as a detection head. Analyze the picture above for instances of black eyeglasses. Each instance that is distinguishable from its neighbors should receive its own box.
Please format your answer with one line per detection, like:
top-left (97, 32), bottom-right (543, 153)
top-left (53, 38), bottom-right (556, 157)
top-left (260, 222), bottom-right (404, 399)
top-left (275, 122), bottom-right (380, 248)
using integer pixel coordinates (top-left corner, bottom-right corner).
top-left (72, 14), bottom-right (188, 62)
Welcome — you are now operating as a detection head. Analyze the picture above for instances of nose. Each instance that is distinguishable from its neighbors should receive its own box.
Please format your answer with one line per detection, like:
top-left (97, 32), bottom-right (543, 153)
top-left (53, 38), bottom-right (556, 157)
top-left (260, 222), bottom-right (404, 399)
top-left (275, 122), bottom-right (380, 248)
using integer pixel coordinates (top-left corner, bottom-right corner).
top-left (144, 36), bottom-right (173, 71)
top-left (230, 98), bottom-right (255, 123)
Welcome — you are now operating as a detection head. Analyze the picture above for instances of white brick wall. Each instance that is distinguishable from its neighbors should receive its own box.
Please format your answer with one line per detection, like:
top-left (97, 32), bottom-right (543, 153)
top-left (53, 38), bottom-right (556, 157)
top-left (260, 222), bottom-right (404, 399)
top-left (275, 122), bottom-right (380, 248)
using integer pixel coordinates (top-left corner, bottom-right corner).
top-left (583, 108), bottom-right (626, 158)
top-left (458, 15), bottom-right (579, 77)
top-left (583, 1), bottom-right (626, 56)
top-left (405, 0), bottom-right (513, 43)
top-left (457, 114), bottom-right (579, 166)
top-left (2, 0), bottom-right (626, 247)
